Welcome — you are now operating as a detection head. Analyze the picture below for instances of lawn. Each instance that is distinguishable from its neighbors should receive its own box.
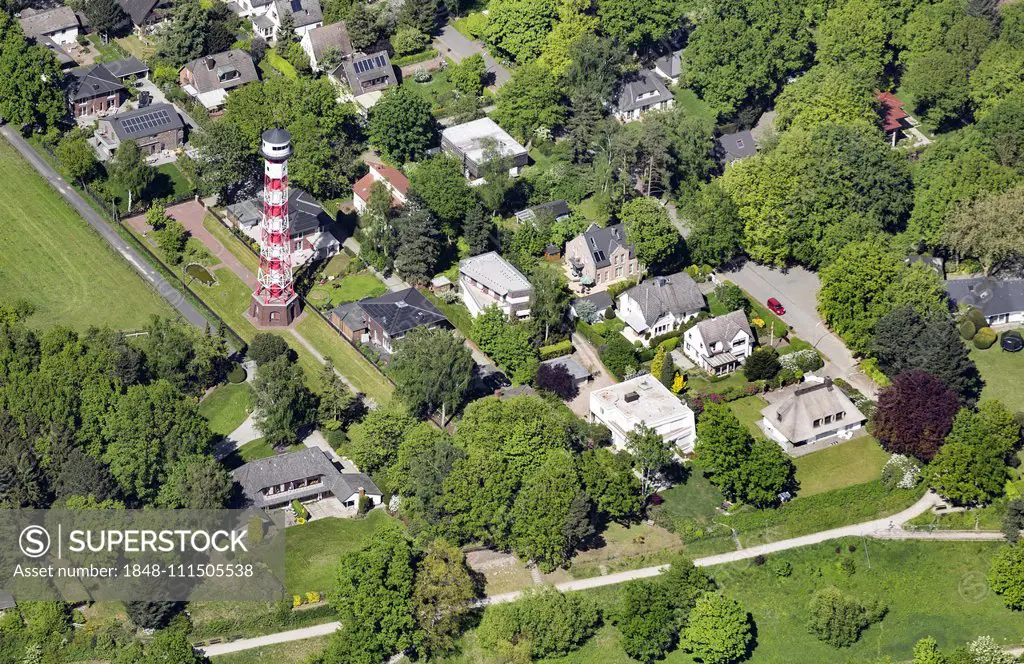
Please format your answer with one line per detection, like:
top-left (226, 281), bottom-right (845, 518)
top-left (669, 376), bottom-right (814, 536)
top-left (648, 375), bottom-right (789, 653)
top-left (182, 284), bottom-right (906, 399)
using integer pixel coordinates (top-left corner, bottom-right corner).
top-left (405, 69), bottom-right (467, 118)
top-left (672, 87), bottom-right (718, 124)
top-left (199, 382), bottom-right (254, 436)
top-left (284, 511), bottom-right (395, 595)
top-left (307, 272), bottom-right (386, 309)
top-left (793, 435), bottom-right (890, 497)
top-left (0, 139), bottom-right (173, 330)
top-left (85, 34), bottom-right (125, 62)
top-left (566, 522), bottom-right (684, 579)
top-left (294, 313), bottom-right (394, 404)
top-left (102, 161), bottom-right (194, 210)
top-left (114, 34), bottom-right (157, 61)
top-left (265, 50), bottom-right (298, 79)
top-left (685, 369), bottom-right (750, 396)
top-left (211, 636), bottom-right (332, 663)
top-left (576, 196), bottom-right (611, 225)
top-left (970, 340), bottom-right (1024, 412)
top-left (202, 215), bottom-right (260, 274)
top-left (727, 395), bottom-right (768, 438)
top-left (424, 291), bottom-right (474, 338)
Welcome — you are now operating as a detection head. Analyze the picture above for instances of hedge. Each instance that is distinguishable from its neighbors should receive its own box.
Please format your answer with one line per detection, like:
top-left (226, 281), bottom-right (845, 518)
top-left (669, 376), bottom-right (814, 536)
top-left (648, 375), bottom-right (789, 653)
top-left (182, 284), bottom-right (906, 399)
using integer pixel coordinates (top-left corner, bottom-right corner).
top-left (958, 319), bottom-right (977, 341)
top-left (392, 48), bottom-right (439, 66)
top-left (539, 339), bottom-right (573, 360)
top-left (974, 326), bottom-right (997, 349)
top-left (966, 307), bottom-right (987, 331)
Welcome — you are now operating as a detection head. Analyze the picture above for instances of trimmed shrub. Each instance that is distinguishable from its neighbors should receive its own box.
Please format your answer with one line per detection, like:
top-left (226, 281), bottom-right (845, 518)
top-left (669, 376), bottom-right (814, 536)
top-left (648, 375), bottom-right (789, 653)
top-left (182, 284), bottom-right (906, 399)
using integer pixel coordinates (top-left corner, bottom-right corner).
top-left (227, 365), bottom-right (247, 383)
top-left (966, 307), bottom-right (987, 331)
top-left (539, 339), bottom-right (573, 360)
top-left (974, 326), bottom-right (997, 349)
top-left (291, 500), bottom-right (309, 520)
top-left (958, 319), bottom-right (977, 341)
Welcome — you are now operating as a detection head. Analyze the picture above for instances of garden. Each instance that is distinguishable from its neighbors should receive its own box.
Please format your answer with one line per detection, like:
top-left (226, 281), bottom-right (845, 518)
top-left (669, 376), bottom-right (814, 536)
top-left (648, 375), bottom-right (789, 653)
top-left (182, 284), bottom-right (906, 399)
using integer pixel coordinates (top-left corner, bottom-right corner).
top-left (306, 271), bottom-right (387, 310)
top-left (198, 381), bottom-right (254, 437)
top-left (284, 510), bottom-right (395, 595)
top-left (970, 331), bottom-right (1024, 412)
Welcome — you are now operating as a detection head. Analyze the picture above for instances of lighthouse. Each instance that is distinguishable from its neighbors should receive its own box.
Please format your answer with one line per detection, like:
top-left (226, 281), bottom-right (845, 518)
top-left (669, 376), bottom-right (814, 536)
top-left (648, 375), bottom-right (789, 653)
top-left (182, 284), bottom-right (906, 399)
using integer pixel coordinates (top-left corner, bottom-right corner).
top-left (248, 128), bottom-right (301, 326)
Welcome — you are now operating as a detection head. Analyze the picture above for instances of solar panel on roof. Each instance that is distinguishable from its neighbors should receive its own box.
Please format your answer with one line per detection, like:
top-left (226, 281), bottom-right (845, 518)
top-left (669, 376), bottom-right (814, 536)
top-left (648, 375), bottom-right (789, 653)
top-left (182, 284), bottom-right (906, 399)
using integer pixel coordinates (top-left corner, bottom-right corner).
top-left (119, 108), bottom-right (172, 136)
top-left (352, 54), bottom-right (387, 74)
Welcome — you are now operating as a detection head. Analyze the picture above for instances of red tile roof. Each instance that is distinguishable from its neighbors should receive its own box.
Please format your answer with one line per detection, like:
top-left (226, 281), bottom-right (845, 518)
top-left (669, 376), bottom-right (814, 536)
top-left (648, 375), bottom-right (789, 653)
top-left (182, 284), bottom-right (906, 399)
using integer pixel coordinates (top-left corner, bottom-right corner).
top-left (352, 164), bottom-right (409, 204)
top-left (875, 91), bottom-right (908, 133)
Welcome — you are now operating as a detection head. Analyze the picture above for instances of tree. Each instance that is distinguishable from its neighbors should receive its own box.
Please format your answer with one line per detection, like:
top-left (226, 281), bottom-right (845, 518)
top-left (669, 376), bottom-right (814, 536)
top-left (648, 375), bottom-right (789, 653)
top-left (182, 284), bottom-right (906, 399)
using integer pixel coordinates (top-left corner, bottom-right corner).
top-left (156, 219), bottom-right (188, 265)
top-left (56, 130), bottom-right (98, 185)
top-left (329, 523), bottom-right (420, 663)
top-left (946, 400), bottom-right (1020, 460)
top-left (774, 65), bottom-right (880, 131)
top-left (925, 440), bottom-right (1007, 505)
top-left (413, 539), bottom-right (475, 657)
top-left (619, 197), bottom-right (678, 273)
top-left (394, 206), bottom-right (442, 284)
top-left (407, 154), bottom-right (476, 229)
top-left (84, 0), bottom-right (129, 37)
top-left (601, 333), bottom-right (637, 378)
top-left (912, 637), bottom-right (948, 664)
top-left (685, 183), bottom-right (744, 267)
top-left (463, 203), bottom-right (493, 255)
top-left (484, 0), bottom-right (558, 63)
top-left (347, 2), bottom-right (383, 50)
top-left (392, 25), bottom-right (429, 56)
top-left (595, 0), bottom-right (682, 51)
top-left (186, 118), bottom-right (260, 199)
top-left (990, 542), bottom-right (1024, 609)
top-left (348, 407), bottom-right (415, 475)
top-left (537, 0), bottom-right (598, 77)
top-left (125, 601), bottom-right (185, 630)
top-left (478, 588), bottom-right (600, 659)
top-left (713, 282), bottom-right (750, 314)
top-left (316, 360), bottom-right (357, 431)
top-left (0, 14), bottom-right (65, 130)
top-left (739, 438), bottom-right (795, 507)
top-left (649, 344), bottom-right (673, 388)
top-left (252, 355), bottom-right (313, 448)
top-left (967, 635), bottom-right (1016, 664)
top-left (156, 454), bottom-right (231, 508)
top-left (563, 34), bottom-right (627, 102)
top-left (493, 62), bottom-right (567, 142)
top-left (141, 619), bottom-right (203, 664)
top-left (806, 587), bottom-right (886, 647)
top-left (577, 447), bottom-right (642, 521)
top-left (743, 347), bottom-right (781, 381)
top-left (368, 86), bottom-right (436, 163)
top-left (722, 125), bottom-right (912, 269)
top-left (248, 333), bottom-right (291, 365)
top-left (944, 184), bottom-right (1024, 275)
top-left (1003, 498), bottom-right (1024, 543)
top-left (472, 307), bottom-right (539, 383)
top-left (874, 370), bottom-right (961, 462)
top-left (399, 0), bottom-right (438, 34)
top-left (613, 581), bottom-right (678, 663)
top-left (530, 267), bottom-right (570, 342)
top-left (535, 362), bottom-right (579, 400)
top-left (511, 450), bottom-right (585, 570)
top-left (696, 403), bottom-right (750, 499)
top-left (626, 424), bottom-right (672, 499)
top-left (682, 0), bottom-right (811, 117)
top-left (109, 141), bottom-right (153, 209)
top-left (390, 425), bottom-right (464, 526)
top-left (817, 242), bottom-right (903, 354)
top-left (448, 53), bottom-right (487, 96)
top-left (683, 593), bottom-right (752, 664)
top-left (872, 307), bottom-right (983, 404)
top-left (159, 0), bottom-right (208, 65)
top-left (814, 0), bottom-right (891, 83)
top-left (275, 9), bottom-right (297, 55)
top-left (391, 327), bottom-right (474, 422)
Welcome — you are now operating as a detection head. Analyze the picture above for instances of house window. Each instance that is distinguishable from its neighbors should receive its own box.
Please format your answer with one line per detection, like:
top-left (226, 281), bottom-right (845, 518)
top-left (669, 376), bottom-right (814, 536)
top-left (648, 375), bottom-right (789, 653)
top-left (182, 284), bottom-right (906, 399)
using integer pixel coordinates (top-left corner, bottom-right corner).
top-left (836, 411), bottom-right (845, 421)
top-left (628, 263), bottom-right (634, 274)
top-left (615, 266), bottom-right (623, 278)
top-left (813, 418), bottom-right (822, 427)
top-left (733, 338), bottom-right (745, 346)
top-left (736, 138), bottom-right (745, 150)
top-left (824, 415), bottom-right (832, 424)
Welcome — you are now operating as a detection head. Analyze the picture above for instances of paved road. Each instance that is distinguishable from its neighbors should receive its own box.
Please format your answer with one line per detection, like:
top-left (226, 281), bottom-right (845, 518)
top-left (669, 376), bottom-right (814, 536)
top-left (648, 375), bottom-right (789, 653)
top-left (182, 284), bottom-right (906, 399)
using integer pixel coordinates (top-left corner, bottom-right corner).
top-left (722, 262), bottom-right (878, 398)
top-left (434, 25), bottom-right (511, 88)
top-left (1, 125), bottom-right (211, 331)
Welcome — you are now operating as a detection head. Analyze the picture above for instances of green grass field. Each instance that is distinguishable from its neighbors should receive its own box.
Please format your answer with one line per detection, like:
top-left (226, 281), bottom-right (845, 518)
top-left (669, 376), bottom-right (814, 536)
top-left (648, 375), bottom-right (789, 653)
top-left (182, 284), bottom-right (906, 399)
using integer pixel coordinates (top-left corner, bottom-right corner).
top-left (307, 272), bottom-right (386, 308)
top-left (211, 636), bottom-right (332, 662)
top-left (202, 215), bottom-right (260, 274)
top-left (199, 382), bottom-right (254, 436)
top-left (445, 540), bottom-right (1023, 664)
top-left (672, 87), bottom-right (718, 124)
top-left (295, 313), bottom-right (395, 404)
top-left (0, 139), bottom-right (173, 329)
top-left (794, 436), bottom-right (890, 497)
top-left (285, 511), bottom-right (394, 595)
top-left (971, 340), bottom-right (1024, 412)
top-left (727, 395), bottom-right (768, 438)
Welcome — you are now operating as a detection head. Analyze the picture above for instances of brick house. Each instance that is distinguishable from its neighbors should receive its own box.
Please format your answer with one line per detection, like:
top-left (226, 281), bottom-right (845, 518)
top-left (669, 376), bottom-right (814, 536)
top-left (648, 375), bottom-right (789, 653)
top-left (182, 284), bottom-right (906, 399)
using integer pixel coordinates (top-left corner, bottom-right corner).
top-left (565, 223), bottom-right (641, 289)
top-left (94, 103), bottom-right (185, 158)
top-left (67, 64), bottom-right (128, 118)
top-left (330, 288), bottom-right (449, 353)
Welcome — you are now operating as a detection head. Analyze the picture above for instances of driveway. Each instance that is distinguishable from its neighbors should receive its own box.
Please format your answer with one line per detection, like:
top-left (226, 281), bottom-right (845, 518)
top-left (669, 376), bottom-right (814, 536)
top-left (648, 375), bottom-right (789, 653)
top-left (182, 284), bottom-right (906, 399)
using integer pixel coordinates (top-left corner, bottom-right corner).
top-left (722, 262), bottom-right (878, 398)
top-left (135, 78), bottom-right (200, 129)
top-left (434, 25), bottom-right (510, 88)
top-left (568, 334), bottom-right (616, 417)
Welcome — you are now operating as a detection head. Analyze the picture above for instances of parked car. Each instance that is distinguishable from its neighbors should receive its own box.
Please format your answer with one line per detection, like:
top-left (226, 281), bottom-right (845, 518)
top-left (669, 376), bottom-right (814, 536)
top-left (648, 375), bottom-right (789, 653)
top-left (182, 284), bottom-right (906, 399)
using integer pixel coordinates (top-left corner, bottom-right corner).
top-left (1002, 330), bottom-right (1023, 352)
top-left (766, 297), bottom-right (786, 315)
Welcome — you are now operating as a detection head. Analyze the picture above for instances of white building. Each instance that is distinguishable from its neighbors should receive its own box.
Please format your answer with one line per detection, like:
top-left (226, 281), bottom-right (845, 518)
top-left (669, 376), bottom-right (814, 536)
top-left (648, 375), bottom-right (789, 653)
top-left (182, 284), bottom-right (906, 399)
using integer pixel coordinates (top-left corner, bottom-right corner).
top-left (459, 251), bottom-right (534, 319)
top-left (612, 69), bottom-right (674, 123)
top-left (18, 7), bottom-right (79, 46)
top-left (440, 118), bottom-right (529, 183)
top-left (760, 377), bottom-right (867, 452)
top-left (590, 375), bottom-right (697, 455)
top-left (682, 310), bottom-right (754, 376)
top-left (617, 273), bottom-right (705, 346)
top-left (242, 0), bottom-right (323, 42)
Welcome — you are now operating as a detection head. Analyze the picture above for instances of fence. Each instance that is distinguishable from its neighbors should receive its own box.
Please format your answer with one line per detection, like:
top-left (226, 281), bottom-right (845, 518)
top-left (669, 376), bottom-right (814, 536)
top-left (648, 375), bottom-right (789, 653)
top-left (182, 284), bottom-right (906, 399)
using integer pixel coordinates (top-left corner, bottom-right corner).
top-left (34, 139), bottom-right (247, 352)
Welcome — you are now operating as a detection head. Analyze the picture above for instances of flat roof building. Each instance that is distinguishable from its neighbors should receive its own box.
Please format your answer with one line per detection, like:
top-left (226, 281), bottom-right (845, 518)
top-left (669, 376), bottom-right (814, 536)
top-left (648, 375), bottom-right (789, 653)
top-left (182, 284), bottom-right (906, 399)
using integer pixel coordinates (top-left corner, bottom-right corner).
top-left (441, 117), bottom-right (528, 181)
top-left (590, 375), bottom-right (696, 454)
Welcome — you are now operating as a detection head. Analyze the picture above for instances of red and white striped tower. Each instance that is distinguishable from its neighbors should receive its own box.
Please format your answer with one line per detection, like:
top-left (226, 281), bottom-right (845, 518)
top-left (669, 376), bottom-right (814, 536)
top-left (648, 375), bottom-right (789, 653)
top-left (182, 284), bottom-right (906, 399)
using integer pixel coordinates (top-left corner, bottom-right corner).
top-left (248, 128), bottom-right (301, 326)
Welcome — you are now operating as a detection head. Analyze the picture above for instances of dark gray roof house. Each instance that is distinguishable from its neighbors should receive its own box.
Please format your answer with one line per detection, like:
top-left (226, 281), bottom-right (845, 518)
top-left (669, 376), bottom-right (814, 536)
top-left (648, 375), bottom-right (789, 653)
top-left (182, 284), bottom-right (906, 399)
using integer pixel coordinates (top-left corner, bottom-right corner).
top-left (571, 291), bottom-right (614, 317)
top-left (581, 223), bottom-right (634, 269)
top-left (331, 288), bottom-right (449, 352)
top-left (105, 56), bottom-right (150, 80)
top-left (276, 0), bottom-right (322, 28)
top-left (614, 69), bottom-right (673, 119)
top-left (332, 50), bottom-right (396, 96)
top-left (117, 0), bottom-right (161, 26)
top-left (946, 277), bottom-right (1024, 325)
top-left (540, 355), bottom-right (592, 383)
top-left (38, 35), bottom-right (76, 68)
top-left (226, 188), bottom-right (331, 237)
top-left (180, 49), bottom-right (258, 96)
top-left (653, 49), bottom-right (682, 83)
top-left (68, 63), bottom-right (124, 101)
top-left (716, 130), bottom-right (757, 164)
top-left (620, 272), bottom-right (705, 328)
top-left (232, 447), bottom-right (381, 510)
top-left (304, 21), bottom-right (352, 68)
top-left (515, 200), bottom-right (571, 224)
top-left (106, 103), bottom-right (184, 141)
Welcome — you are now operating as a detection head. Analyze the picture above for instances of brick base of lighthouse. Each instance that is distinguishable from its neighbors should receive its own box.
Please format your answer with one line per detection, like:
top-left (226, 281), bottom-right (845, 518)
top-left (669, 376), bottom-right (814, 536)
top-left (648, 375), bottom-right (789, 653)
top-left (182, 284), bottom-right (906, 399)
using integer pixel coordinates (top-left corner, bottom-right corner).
top-left (248, 295), bottom-right (301, 327)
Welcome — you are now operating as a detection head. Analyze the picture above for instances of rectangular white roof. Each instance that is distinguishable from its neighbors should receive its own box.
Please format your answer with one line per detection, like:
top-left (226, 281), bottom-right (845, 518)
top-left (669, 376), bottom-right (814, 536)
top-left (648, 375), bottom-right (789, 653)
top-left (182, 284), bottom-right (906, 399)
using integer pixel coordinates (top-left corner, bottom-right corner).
top-left (442, 117), bottom-right (527, 165)
top-left (591, 375), bottom-right (693, 428)
top-left (459, 251), bottom-right (532, 296)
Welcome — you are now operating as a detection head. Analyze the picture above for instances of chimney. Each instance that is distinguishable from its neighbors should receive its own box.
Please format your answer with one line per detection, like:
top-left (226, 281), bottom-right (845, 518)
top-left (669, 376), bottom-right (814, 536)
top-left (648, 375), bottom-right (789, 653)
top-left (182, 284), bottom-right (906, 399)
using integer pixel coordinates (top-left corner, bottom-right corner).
top-left (358, 487), bottom-right (366, 496)
top-left (205, 57), bottom-right (216, 70)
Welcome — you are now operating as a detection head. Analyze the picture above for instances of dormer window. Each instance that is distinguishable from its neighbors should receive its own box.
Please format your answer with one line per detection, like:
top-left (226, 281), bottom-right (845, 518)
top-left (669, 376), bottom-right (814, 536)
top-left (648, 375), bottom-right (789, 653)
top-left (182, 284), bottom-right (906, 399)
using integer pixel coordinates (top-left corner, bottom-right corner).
top-left (824, 414), bottom-right (832, 424)
top-left (735, 138), bottom-right (745, 150)
top-left (836, 411), bottom-right (845, 421)
top-left (219, 69), bottom-right (240, 82)
top-left (813, 418), bottom-right (822, 427)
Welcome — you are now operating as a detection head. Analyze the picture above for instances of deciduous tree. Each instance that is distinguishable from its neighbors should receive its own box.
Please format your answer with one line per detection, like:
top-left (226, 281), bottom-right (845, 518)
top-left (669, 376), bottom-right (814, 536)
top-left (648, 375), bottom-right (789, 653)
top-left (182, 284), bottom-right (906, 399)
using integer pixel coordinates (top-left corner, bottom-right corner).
top-left (685, 183), bottom-right (744, 267)
top-left (619, 197), bottom-right (678, 273)
top-left (805, 587), bottom-right (886, 647)
top-left (873, 370), bottom-right (960, 462)
top-left (391, 327), bottom-right (474, 422)
top-left (413, 539), bottom-right (475, 657)
top-left (484, 0), bottom-right (558, 62)
top-left (492, 63), bottom-right (567, 142)
top-left (683, 593), bottom-right (753, 664)
top-left (944, 184), bottom-right (1024, 275)
top-left (348, 407), bottom-right (415, 475)
top-left (408, 154), bottom-right (476, 230)
top-left (369, 86), bottom-right (436, 163)
top-left (626, 424), bottom-right (673, 499)
top-left (252, 355), bottom-right (313, 448)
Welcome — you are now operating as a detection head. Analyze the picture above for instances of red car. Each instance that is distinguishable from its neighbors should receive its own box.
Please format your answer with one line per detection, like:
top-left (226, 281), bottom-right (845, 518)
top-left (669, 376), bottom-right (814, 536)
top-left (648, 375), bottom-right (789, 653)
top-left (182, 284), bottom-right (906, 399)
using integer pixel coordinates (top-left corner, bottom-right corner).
top-left (766, 297), bottom-right (786, 315)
